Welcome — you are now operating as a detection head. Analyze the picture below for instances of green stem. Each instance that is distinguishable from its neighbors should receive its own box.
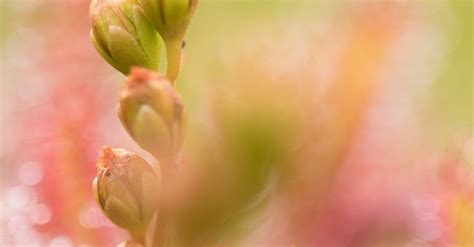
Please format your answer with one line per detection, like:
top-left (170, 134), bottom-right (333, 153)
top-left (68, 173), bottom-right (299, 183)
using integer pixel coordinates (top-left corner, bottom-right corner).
top-left (165, 39), bottom-right (182, 85)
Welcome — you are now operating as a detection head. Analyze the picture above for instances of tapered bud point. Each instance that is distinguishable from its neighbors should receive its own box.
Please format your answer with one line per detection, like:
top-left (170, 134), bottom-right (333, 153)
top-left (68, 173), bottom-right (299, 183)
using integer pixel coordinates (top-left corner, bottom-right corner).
top-left (90, 0), bottom-right (162, 74)
top-left (118, 67), bottom-right (186, 160)
top-left (97, 145), bottom-right (119, 169)
top-left (93, 146), bottom-right (161, 243)
top-left (126, 66), bottom-right (161, 87)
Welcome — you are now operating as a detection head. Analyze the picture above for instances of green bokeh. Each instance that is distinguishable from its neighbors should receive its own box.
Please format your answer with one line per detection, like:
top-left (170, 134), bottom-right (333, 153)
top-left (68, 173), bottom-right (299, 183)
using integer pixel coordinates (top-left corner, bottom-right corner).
top-left (428, 1), bottom-right (473, 145)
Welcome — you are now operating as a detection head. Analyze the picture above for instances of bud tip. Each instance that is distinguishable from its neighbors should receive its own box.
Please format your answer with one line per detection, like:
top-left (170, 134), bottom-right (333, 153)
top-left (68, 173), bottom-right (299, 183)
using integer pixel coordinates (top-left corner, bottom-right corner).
top-left (127, 67), bottom-right (158, 86)
top-left (98, 145), bottom-right (117, 169)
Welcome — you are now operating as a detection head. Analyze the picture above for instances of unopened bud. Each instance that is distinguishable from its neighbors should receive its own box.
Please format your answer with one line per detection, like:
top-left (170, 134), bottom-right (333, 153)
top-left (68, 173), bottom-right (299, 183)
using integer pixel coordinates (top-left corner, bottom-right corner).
top-left (93, 146), bottom-right (160, 242)
top-left (118, 67), bottom-right (186, 159)
top-left (137, 0), bottom-right (198, 82)
top-left (137, 0), bottom-right (198, 42)
top-left (90, 0), bottom-right (162, 74)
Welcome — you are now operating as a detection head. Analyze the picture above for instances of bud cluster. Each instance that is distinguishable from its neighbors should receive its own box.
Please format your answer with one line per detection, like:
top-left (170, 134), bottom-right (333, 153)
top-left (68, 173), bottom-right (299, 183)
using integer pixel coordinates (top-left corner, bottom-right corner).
top-left (90, 0), bottom-right (196, 245)
top-left (90, 0), bottom-right (198, 81)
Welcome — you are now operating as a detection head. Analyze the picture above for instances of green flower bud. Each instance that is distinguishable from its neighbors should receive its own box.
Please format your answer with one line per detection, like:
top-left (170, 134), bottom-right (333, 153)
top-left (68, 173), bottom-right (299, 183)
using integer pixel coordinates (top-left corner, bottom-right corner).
top-left (137, 0), bottom-right (198, 82)
top-left (93, 146), bottom-right (161, 242)
top-left (137, 0), bottom-right (198, 42)
top-left (90, 0), bottom-right (163, 74)
top-left (118, 67), bottom-right (186, 159)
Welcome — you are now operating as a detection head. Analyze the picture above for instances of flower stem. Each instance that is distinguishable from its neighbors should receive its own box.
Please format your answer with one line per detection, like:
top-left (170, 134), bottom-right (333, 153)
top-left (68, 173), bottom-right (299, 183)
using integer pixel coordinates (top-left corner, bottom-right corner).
top-left (154, 154), bottom-right (177, 185)
top-left (165, 39), bottom-right (182, 85)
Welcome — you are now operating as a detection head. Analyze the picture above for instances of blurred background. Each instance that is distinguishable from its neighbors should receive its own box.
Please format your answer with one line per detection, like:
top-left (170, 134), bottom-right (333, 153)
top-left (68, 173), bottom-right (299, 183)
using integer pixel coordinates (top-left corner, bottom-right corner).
top-left (0, 0), bottom-right (472, 246)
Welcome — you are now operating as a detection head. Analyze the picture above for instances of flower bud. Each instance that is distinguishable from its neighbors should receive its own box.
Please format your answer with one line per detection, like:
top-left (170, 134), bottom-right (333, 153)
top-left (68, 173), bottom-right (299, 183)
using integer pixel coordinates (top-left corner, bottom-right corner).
top-left (93, 146), bottom-right (160, 242)
top-left (137, 0), bottom-right (198, 42)
top-left (90, 0), bottom-right (162, 74)
top-left (137, 0), bottom-right (198, 82)
top-left (118, 67), bottom-right (186, 159)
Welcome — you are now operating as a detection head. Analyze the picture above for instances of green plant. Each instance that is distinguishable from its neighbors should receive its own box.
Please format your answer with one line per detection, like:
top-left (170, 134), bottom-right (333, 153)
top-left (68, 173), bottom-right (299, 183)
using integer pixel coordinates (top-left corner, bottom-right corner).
top-left (90, 0), bottom-right (196, 246)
